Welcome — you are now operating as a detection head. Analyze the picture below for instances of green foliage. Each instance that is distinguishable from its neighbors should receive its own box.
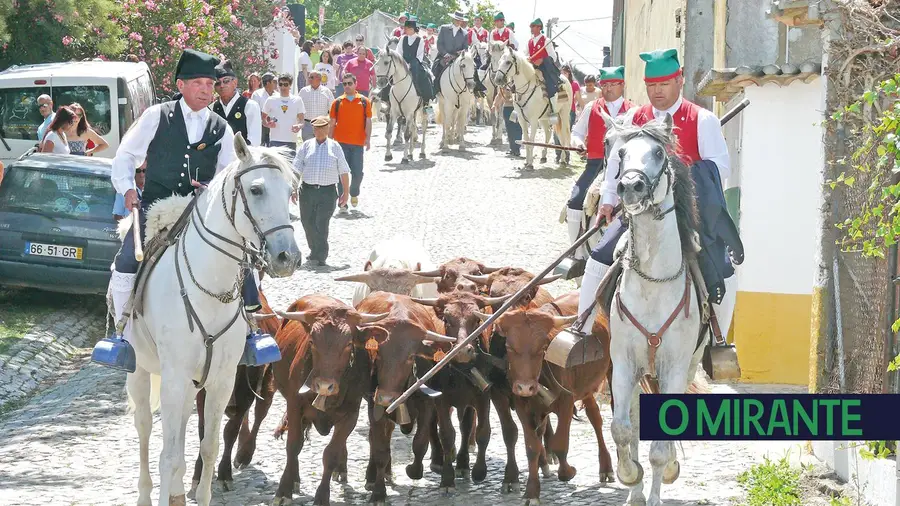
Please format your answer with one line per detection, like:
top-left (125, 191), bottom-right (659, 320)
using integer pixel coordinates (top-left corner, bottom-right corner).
top-left (0, 0), bottom-right (125, 69)
top-left (859, 440), bottom-right (896, 460)
top-left (736, 455), bottom-right (802, 506)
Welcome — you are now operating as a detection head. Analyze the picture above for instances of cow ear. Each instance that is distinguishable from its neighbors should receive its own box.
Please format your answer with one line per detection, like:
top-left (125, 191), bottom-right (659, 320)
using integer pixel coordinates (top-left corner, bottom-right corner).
top-left (356, 325), bottom-right (388, 345)
top-left (364, 260), bottom-right (373, 271)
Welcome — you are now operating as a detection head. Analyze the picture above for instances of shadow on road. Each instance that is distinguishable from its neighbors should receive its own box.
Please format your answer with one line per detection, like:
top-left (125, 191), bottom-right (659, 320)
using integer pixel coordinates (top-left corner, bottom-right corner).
top-left (381, 159), bottom-right (437, 172)
top-left (503, 165), bottom-right (577, 180)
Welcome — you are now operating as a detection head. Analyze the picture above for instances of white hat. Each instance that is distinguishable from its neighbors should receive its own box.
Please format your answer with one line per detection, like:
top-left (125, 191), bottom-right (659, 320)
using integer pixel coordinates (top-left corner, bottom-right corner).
top-left (449, 10), bottom-right (467, 22)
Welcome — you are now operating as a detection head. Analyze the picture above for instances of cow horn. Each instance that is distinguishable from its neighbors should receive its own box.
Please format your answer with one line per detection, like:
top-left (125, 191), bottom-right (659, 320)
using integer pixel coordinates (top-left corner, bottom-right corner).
top-left (474, 311), bottom-right (492, 323)
top-left (462, 273), bottom-right (490, 285)
top-left (552, 315), bottom-right (579, 327)
top-left (424, 330), bottom-right (456, 343)
top-left (276, 310), bottom-right (315, 323)
top-left (334, 272), bottom-right (372, 283)
top-left (481, 266), bottom-right (503, 274)
top-left (413, 275), bottom-right (441, 285)
top-left (536, 274), bottom-right (564, 285)
top-left (412, 268), bottom-right (442, 277)
top-left (481, 294), bottom-right (511, 306)
top-left (359, 312), bottom-right (390, 324)
top-left (249, 313), bottom-right (279, 321)
top-left (410, 297), bottom-right (440, 307)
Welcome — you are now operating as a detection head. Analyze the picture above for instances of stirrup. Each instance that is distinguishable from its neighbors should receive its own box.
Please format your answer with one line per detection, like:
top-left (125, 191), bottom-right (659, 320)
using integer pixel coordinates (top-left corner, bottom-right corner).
top-left (91, 334), bottom-right (137, 373)
top-left (240, 329), bottom-right (282, 366)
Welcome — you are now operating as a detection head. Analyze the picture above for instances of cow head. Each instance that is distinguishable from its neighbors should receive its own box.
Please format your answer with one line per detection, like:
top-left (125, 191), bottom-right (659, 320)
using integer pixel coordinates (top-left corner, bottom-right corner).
top-left (411, 291), bottom-right (511, 362)
top-left (478, 308), bottom-right (576, 397)
top-left (415, 257), bottom-right (503, 294)
top-left (335, 267), bottom-right (439, 296)
top-left (463, 267), bottom-right (563, 307)
top-left (277, 307), bottom-right (389, 397)
top-left (359, 317), bottom-right (456, 407)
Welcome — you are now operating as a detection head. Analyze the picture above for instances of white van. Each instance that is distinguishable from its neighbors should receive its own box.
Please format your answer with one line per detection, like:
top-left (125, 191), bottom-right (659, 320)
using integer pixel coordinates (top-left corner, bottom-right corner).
top-left (0, 61), bottom-right (158, 165)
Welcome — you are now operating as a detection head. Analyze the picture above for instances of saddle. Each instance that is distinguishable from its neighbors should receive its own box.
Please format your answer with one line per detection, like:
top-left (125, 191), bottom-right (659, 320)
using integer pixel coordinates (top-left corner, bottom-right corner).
top-left (123, 194), bottom-right (197, 318)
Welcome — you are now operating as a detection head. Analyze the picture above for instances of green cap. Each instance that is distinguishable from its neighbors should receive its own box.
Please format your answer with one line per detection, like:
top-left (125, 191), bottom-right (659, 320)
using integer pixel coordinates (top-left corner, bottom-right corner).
top-left (174, 49), bottom-right (220, 86)
top-left (599, 66), bottom-right (625, 83)
top-left (427, 23), bottom-right (436, 29)
top-left (530, 18), bottom-right (542, 27)
top-left (508, 22), bottom-right (515, 29)
top-left (494, 12), bottom-right (504, 21)
top-left (639, 48), bottom-right (682, 82)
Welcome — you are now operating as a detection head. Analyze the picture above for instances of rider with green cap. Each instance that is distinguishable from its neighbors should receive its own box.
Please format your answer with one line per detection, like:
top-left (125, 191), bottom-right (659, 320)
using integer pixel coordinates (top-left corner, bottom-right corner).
top-left (489, 11), bottom-right (517, 49)
top-left (527, 18), bottom-right (561, 125)
top-left (392, 11), bottom-right (411, 38)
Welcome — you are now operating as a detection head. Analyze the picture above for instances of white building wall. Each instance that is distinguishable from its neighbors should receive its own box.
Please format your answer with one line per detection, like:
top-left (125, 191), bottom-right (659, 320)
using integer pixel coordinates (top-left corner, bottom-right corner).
top-left (736, 81), bottom-right (825, 295)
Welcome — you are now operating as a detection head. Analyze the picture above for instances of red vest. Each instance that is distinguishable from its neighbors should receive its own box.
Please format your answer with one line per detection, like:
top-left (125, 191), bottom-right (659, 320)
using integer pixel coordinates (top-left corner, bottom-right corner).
top-left (587, 98), bottom-right (635, 160)
top-left (468, 27), bottom-right (488, 44)
top-left (392, 27), bottom-right (403, 38)
top-left (527, 35), bottom-right (549, 61)
top-left (632, 99), bottom-right (702, 165)
top-left (491, 27), bottom-right (511, 42)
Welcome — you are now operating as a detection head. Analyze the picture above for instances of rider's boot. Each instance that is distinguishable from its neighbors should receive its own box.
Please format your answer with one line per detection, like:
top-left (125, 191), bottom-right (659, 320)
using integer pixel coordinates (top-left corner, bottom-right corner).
top-left (547, 94), bottom-right (560, 126)
top-left (240, 269), bottom-right (282, 366)
top-left (90, 270), bottom-right (137, 372)
top-left (570, 257), bottom-right (609, 336)
top-left (565, 208), bottom-right (587, 278)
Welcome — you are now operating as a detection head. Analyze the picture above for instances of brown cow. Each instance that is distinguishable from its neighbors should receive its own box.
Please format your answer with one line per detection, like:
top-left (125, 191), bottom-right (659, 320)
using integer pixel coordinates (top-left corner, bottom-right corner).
top-left (462, 266), bottom-right (563, 492)
top-left (484, 291), bottom-right (614, 504)
top-left (410, 291), bottom-right (510, 483)
top-left (355, 291), bottom-right (460, 503)
top-left (270, 294), bottom-right (389, 505)
top-left (191, 289), bottom-right (281, 490)
top-left (414, 257), bottom-right (502, 294)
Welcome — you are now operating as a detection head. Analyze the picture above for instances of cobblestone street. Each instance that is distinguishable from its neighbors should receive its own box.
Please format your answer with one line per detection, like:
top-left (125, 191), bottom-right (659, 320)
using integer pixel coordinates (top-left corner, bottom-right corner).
top-left (0, 123), bottom-right (812, 505)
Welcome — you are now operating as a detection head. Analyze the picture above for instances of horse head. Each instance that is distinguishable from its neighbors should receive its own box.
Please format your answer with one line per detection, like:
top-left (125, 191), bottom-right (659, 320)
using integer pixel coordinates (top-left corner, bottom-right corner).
top-left (613, 114), bottom-right (677, 216)
top-left (458, 47), bottom-right (478, 91)
top-left (215, 133), bottom-right (302, 277)
top-left (493, 46), bottom-right (520, 87)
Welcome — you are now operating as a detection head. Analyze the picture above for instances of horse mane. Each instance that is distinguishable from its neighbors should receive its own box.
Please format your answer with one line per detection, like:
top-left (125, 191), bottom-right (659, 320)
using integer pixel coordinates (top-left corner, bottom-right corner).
top-left (506, 48), bottom-right (536, 80)
top-left (617, 121), bottom-right (701, 258)
top-left (206, 143), bottom-right (298, 199)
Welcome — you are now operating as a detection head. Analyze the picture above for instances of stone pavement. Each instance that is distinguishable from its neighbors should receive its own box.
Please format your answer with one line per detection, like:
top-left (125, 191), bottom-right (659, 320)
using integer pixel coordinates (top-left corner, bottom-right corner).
top-left (0, 124), bottom-right (813, 505)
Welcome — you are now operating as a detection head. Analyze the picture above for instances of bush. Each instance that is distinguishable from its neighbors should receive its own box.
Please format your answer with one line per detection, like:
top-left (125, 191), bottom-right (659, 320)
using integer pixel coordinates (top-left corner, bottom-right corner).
top-left (736, 455), bottom-right (802, 506)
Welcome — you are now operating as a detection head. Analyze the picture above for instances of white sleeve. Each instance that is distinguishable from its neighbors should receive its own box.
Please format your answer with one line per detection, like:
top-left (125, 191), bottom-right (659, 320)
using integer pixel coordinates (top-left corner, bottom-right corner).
top-left (544, 37), bottom-right (557, 60)
top-left (111, 104), bottom-right (161, 195)
top-left (293, 140), bottom-right (306, 175)
top-left (245, 99), bottom-right (262, 147)
top-left (216, 122), bottom-right (237, 174)
top-left (697, 107), bottom-right (731, 181)
top-left (296, 97), bottom-right (306, 117)
top-left (571, 99), bottom-right (593, 145)
top-left (508, 31), bottom-right (518, 48)
top-left (600, 107), bottom-right (637, 207)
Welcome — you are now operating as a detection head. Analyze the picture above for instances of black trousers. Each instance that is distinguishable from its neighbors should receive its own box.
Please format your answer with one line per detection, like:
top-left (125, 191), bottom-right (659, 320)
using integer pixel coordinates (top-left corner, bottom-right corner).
top-left (567, 158), bottom-right (604, 210)
top-left (502, 106), bottom-right (522, 155)
top-left (299, 183), bottom-right (338, 262)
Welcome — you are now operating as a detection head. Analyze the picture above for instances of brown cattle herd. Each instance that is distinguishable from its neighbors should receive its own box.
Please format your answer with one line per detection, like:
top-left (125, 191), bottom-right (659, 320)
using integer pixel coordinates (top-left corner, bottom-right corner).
top-left (190, 258), bottom-right (614, 505)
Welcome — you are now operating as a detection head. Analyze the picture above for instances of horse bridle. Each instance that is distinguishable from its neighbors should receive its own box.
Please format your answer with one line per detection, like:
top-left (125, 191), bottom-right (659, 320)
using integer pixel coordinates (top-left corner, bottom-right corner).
top-left (377, 54), bottom-right (416, 117)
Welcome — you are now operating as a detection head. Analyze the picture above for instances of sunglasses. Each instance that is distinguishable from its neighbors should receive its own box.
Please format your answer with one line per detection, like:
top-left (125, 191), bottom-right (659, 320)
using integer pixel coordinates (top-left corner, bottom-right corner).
top-left (38, 103), bottom-right (50, 108)
top-left (217, 78), bottom-right (235, 86)
top-left (278, 82), bottom-right (291, 86)
top-left (135, 168), bottom-right (146, 174)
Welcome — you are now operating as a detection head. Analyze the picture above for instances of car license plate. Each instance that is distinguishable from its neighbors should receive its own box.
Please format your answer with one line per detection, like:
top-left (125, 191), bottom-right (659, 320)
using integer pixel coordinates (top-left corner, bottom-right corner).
top-left (24, 241), bottom-right (83, 260)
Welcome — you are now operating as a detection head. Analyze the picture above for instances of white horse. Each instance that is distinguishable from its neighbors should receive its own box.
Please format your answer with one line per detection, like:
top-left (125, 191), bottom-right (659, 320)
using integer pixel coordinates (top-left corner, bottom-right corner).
top-left (600, 114), bottom-right (718, 506)
top-left (483, 41), bottom-right (509, 145)
top-left (373, 46), bottom-right (428, 164)
top-left (494, 46), bottom-right (572, 169)
top-left (434, 46), bottom-right (477, 152)
top-left (121, 135), bottom-right (300, 506)
top-left (375, 37), bottom-right (408, 146)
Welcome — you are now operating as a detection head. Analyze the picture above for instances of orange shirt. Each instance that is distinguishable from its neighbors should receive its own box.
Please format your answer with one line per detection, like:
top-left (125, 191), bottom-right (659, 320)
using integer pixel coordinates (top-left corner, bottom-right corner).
top-left (329, 93), bottom-right (371, 146)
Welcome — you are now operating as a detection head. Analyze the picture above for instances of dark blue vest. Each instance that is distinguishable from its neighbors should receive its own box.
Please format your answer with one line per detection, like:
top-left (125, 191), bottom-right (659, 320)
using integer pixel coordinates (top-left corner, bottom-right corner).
top-left (212, 95), bottom-right (249, 144)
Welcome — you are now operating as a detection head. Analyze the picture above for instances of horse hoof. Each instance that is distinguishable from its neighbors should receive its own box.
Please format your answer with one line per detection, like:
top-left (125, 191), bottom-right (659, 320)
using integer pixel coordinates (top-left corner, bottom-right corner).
top-left (406, 463), bottom-right (424, 480)
top-left (617, 460), bottom-right (644, 487)
top-left (599, 471), bottom-right (616, 483)
top-left (272, 497), bottom-right (289, 506)
top-left (169, 495), bottom-right (186, 506)
top-left (455, 468), bottom-right (470, 480)
top-left (401, 158), bottom-right (409, 165)
top-left (233, 456), bottom-right (249, 470)
top-left (524, 500), bottom-right (541, 506)
top-left (501, 482), bottom-right (520, 494)
top-left (662, 460), bottom-right (680, 484)
top-left (541, 463), bottom-right (552, 478)
top-left (385, 154), bottom-right (393, 162)
top-left (440, 486), bottom-right (455, 497)
top-left (419, 153), bottom-right (426, 159)
top-left (218, 479), bottom-right (234, 491)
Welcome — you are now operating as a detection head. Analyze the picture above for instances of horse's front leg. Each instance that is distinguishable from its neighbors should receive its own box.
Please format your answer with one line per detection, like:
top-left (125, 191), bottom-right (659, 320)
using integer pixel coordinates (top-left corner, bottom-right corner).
top-left (418, 109), bottom-right (428, 159)
top-left (127, 368), bottom-right (155, 506)
top-left (647, 368), bottom-right (690, 506)
top-left (157, 370), bottom-right (193, 506)
top-left (385, 107), bottom-right (395, 162)
top-left (610, 353), bottom-right (643, 490)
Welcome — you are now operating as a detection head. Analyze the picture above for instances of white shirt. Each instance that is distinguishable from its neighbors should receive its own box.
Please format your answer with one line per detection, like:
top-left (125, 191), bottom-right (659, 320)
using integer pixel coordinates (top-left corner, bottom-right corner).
top-left (293, 137), bottom-right (350, 186)
top-left (251, 87), bottom-right (273, 111)
top-left (298, 85), bottom-right (335, 122)
top-left (218, 93), bottom-right (261, 147)
top-left (398, 34), bottom-right (425, 63)
top-left (297, 51), bottom-right (313, 72)
top-left (314, 62), bottom-right (337, 90)
top-left (111, 98), bottom-right (236, 195)
top-left (599, 95), bottom-right (731, 207)
top-left (572, 96), bottom-right (626, 145)
top-left (41, 130), bottom-right (70, 154)
top-left (263, 94), bottom-right (305, 143)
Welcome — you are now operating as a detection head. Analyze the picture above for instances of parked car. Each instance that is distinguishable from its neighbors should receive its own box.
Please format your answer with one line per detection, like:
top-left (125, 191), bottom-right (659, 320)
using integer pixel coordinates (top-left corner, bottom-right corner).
top-left (0, 152), bottom-right (120, 294)
top-left (0, 60), bottom-right (158, 166)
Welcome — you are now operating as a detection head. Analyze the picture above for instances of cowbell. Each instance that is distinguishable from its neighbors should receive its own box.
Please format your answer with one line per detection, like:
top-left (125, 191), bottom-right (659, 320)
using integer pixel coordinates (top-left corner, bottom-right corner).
top-left (91, 334), bottom-right (137, 373)
top-left (240, 329), bottom-right (282, 367)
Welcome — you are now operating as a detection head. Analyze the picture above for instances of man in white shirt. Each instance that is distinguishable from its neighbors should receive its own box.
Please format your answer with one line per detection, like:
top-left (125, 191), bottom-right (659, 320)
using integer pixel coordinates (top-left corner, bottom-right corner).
top-left (94, 49), bottom-right (255, 372)
top-left (212, 59), bottom-right (262, 146)
top-left (293, 115), bottom-right (350, 267)
top-left (262, 73), bottom-right (306, 155)
top-left (297, 70), bottom-right (335, 141)
top-left (251, 72), bottom-right (276, 145)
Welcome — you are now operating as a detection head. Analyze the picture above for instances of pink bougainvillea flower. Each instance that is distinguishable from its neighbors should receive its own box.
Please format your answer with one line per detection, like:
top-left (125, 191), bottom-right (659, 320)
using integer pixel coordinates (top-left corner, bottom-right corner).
top-left (62, 35), bottom-right (74, 46)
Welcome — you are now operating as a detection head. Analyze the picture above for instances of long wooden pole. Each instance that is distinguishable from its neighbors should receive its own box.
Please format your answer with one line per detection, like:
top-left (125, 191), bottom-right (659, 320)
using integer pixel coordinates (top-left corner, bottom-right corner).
top-left (132, 205), bottom-right (143, 262)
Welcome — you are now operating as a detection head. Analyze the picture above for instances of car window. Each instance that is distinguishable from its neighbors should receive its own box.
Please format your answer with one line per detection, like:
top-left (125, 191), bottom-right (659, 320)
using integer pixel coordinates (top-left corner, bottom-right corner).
top-left (0, 85), bottom-right (112, 141)
top-left (0, 166), bottom-right (115, 221)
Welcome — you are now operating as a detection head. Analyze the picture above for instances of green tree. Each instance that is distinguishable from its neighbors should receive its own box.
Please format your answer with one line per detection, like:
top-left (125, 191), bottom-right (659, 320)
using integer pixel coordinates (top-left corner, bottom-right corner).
top-left (0, 0), bottom-right (124, 69)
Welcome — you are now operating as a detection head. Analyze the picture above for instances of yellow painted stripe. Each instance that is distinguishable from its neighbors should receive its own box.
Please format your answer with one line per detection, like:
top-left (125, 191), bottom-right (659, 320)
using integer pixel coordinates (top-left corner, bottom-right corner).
top-left (733, 291), bottom-right (812, 385)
